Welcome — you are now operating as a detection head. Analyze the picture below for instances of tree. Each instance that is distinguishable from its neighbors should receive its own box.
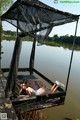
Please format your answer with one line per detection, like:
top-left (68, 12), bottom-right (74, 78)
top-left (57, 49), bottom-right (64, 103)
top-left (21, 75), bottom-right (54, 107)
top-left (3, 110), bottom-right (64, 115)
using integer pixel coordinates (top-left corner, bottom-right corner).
top-left (53, 34), bottom-right (59, 40)
top-left (0, 0), bottom-right (13, 65)
top-left (0, 0), bottom-right (13, 16)
top-left (0, 0), bottom-right (13, 38)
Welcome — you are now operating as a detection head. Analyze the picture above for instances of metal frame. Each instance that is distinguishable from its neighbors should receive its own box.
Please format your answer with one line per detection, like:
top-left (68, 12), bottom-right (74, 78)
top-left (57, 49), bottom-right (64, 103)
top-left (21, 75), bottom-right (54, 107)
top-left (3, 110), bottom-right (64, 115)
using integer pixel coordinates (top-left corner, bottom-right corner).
top-left (65, 19), bottom-right (79, 92)
top-left (1, 0), bottom-right (79, 112)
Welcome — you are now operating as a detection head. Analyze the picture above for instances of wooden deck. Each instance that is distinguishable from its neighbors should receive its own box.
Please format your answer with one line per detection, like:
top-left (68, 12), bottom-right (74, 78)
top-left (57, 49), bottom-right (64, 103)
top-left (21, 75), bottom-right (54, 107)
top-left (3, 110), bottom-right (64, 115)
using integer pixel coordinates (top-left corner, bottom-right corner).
top-left (0, 72), bottom-right (18, 120)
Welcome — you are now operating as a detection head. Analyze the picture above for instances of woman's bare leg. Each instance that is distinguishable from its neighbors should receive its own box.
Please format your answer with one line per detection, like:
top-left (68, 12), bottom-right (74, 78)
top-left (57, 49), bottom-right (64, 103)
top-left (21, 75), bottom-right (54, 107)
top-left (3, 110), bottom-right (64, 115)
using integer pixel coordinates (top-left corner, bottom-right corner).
top-left (51, 85), bottom-right (58, 93)
top-left (51, 84), bottom-right (56, 92)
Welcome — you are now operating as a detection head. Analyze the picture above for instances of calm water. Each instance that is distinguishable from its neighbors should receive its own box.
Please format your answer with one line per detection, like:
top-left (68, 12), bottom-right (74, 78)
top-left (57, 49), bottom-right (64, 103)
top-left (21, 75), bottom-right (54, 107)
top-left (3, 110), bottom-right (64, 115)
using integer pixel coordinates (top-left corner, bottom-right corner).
top-left (1, 40), bottom-right (80, 120)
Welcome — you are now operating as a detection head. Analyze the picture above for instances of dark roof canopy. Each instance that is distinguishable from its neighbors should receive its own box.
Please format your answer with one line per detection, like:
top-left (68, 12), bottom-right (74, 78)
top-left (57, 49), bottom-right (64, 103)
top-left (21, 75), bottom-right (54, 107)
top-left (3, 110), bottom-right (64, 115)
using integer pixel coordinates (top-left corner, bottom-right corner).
top-left (1, 0), bottom-right (79, 38)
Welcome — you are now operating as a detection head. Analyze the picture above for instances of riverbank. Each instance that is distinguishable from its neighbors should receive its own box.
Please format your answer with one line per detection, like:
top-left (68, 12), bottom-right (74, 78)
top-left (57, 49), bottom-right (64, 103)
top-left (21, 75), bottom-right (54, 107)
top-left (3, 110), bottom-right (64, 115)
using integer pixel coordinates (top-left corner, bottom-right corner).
top-left (1, 35), bottom-right (80, 51)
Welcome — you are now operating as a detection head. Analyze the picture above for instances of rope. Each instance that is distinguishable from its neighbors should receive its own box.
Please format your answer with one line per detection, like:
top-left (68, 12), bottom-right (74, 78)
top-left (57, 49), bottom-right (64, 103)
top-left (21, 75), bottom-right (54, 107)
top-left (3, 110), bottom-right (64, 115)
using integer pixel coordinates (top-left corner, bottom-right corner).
top-left (65, 19), bottom-right (79, 92)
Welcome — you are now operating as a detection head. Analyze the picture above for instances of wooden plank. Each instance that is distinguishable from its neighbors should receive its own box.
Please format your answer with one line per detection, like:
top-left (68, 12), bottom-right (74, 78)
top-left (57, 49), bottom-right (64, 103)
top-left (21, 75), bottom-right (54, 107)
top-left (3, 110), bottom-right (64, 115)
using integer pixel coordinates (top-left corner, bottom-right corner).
top-left (0, 73), bottom-right (18, 120)
top-left (2, 68), bottom-right (30, 72)
top-left (0, 99), bottom-right (6, 113)
top-left (0, 98), bottom-right (18, 120)
top-left (3, 98), bottom-right (18, 120)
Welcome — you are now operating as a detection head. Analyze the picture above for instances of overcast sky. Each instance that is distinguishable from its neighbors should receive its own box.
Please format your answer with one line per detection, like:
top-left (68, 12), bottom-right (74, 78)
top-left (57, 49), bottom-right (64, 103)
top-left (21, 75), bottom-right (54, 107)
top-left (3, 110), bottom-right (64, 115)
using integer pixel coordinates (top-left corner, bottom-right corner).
top-left (2, 0), bottom-right (80, 36)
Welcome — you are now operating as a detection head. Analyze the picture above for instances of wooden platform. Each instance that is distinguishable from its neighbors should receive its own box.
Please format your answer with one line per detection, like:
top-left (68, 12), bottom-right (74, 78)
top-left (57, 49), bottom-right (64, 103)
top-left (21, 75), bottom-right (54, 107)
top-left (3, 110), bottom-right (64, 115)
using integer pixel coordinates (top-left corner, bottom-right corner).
top-left (0, 72), bottom-right (18, 120)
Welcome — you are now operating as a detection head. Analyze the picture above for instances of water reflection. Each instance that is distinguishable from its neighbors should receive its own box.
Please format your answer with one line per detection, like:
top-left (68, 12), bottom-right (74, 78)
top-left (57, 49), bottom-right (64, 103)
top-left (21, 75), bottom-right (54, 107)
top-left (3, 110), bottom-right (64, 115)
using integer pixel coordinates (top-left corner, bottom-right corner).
top-left (1, 40), bottom-right (80, 120)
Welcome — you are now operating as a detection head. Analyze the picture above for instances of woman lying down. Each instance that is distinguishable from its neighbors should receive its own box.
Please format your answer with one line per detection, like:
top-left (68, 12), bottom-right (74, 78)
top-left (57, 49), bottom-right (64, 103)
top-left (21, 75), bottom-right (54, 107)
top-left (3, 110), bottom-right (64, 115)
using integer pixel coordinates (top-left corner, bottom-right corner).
top-left (17, 80), bottom-right (65, 96)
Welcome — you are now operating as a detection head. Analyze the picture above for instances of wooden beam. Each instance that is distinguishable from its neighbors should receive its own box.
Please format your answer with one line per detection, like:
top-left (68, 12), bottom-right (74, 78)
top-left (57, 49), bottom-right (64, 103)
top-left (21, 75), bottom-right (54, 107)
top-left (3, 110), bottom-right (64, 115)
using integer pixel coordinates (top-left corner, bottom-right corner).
top-left (33, 68), bottom-right (54, 85)
top-left (2, 68), bottom-right (30, 72)
top-left (5, 37), bottom-right (22, 98)
top-left (29, 38), bottom-right (36, 75)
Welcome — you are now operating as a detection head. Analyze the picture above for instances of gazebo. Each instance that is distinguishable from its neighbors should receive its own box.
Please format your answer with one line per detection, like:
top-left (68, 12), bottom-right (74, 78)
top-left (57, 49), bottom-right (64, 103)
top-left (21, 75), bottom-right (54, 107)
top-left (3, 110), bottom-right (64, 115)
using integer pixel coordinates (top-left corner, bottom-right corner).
top-left (1, 0), bottom-right (79, 112)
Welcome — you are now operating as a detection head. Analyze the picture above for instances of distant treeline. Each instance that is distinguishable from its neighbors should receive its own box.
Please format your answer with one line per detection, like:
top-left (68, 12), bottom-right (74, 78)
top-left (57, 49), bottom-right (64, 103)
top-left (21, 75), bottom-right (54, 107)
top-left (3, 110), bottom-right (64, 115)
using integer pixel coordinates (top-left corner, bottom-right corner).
top-left (2, 30), bottom-right (80, 45)
top-left (47, 34), bottom-right (80, 45)
top-left (3, 30), bottom-right (16, 36)
top-left (2, 30), bottom-right (16, 40)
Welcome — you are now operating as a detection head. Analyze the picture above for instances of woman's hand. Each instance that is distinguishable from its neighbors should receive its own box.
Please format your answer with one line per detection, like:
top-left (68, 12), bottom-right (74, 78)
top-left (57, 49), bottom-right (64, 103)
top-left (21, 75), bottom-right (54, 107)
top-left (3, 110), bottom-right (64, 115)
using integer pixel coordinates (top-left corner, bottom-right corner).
top-left (21, 84), bottom-right (26, 89)
top-left (26, 87), bottom-right (36, 96)
top-left (26, 88), bottom-right (32, 96)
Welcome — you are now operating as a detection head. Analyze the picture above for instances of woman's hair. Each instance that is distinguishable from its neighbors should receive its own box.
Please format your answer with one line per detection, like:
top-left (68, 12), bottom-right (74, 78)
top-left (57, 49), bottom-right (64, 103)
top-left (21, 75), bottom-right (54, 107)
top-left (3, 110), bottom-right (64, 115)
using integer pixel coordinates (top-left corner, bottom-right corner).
top-left (23, 79), bottom-right (28, 84)
top-left (23, 80), bottom-right (29, 87)
top-left (24, 81), bottom-right (28, 84)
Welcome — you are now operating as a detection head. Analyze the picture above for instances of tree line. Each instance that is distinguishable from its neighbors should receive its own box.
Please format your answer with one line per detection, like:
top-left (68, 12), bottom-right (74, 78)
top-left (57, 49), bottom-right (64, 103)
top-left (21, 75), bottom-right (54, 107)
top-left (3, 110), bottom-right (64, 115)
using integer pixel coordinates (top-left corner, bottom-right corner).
top-left (2, 30), bottom-right (80, 45)
top-left (47, 34), bottom-right (80, 45)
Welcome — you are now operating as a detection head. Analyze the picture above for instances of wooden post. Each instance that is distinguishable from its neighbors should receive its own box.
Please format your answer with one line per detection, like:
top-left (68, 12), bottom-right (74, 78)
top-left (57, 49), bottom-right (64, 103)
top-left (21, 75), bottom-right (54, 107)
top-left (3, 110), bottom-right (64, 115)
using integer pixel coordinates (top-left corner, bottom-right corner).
top-left (5, 1), bottom-right (22, 98)
top-left (5, 37), bottom-right (22, 98)
top-left (29, 38), bottom-right (36, 75)
top-left (0, 17), bottom-right (2, 73)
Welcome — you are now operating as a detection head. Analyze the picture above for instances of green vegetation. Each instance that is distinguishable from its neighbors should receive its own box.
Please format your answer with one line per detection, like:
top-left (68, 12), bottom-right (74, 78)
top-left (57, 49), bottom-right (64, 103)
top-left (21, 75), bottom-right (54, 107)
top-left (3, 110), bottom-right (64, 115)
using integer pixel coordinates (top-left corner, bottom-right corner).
top-left (45, 34), bottom-right (80, 50)
top-left (0, 0), bottom-right (13, 50)
top-left (2, 30), bottom-right (16, 40)
top-left (0, 0), bottom-right (13, 15)
top-left (0, 0), bottom-right (13, 33)
top-left (42, 40), bottom-right (80, 51)
top-left (44, 34), bottom-right (80, 45)
top-left (1, 31), bottom-right (80, 50)
top-left (2, 31), bottom-right (80, 44)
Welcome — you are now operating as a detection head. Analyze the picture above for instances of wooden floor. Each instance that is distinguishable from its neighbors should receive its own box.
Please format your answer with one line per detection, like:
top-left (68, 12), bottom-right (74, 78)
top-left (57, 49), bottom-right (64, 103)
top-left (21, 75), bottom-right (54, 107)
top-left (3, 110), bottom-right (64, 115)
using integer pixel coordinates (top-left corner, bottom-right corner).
top-left (0, 71), bottom-right (18, 120)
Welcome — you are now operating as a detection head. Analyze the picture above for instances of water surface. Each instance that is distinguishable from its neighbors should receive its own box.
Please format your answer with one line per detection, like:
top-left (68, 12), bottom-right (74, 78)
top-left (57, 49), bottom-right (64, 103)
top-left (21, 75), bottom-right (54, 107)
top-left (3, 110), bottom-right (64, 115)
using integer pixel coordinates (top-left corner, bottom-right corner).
top-left (1, 40), bottom-right (80, 120)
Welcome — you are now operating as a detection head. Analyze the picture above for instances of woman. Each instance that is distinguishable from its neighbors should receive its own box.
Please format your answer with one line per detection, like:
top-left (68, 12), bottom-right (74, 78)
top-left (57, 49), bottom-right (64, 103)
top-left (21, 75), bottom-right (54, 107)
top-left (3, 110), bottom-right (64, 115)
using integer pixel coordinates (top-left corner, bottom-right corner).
top-left (19, 80), bottom-right (64, 96)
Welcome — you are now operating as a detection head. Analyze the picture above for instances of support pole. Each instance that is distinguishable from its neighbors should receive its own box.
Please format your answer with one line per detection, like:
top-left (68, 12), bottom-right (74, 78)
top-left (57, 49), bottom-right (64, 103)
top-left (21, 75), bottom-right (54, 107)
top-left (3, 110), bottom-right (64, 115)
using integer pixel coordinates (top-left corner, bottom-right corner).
top-left (0, 17), bottom-right (2, 73)
top-left (5, 1), bottom-right (22, 98)
top-left (29, 38), bottom-right (36, 75)
top-left (5, 37), bottom-right (22, 98)
top-left (65, 19), bottom-right (79, 92)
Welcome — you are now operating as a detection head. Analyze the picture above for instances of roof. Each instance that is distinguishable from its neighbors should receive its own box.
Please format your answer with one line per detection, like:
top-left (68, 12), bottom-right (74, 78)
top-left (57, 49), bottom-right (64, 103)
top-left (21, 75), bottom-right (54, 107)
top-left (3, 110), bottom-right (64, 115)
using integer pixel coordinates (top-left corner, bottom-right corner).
top-left (1, 0), bottom-right (79, 38)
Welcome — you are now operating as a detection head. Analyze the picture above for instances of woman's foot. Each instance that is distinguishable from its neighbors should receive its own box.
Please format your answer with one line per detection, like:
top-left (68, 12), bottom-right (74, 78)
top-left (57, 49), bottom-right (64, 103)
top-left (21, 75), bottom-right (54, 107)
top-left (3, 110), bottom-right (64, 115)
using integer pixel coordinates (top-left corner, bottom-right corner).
top-left (55, 81), bottom-right (65, 88)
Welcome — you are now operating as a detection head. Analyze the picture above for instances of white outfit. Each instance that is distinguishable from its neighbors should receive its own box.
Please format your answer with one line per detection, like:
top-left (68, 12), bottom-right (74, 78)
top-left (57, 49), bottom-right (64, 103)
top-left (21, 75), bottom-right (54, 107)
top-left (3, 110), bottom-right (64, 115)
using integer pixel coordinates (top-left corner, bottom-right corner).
top-left (26, 87), bottom-right (46, 95)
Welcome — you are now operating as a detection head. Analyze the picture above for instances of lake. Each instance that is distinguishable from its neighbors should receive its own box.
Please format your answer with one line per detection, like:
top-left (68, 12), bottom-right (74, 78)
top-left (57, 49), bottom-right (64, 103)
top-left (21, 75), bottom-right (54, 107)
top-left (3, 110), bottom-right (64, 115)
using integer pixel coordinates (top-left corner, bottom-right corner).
top-left (1, 40), bottom-right (80, 120)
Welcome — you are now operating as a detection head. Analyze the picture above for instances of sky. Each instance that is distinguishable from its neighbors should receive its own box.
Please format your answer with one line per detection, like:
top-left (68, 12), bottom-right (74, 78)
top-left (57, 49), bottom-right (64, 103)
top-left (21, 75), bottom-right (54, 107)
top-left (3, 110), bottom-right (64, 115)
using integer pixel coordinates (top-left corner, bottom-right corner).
top-left (2, 0), bottom-right (80, 37)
